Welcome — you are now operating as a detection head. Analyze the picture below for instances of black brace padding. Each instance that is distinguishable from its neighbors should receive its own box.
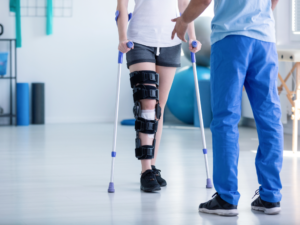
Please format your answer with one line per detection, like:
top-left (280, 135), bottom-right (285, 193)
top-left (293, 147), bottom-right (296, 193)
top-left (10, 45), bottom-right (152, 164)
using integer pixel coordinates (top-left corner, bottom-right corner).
top-left (130, 71), bottom-right (159, 88)
top-left (133, 85), bottom-right (159, 102)
top-left (135, 118), bottom-right (158, 134)
top-left (135, 145), bottom-right (154, 160)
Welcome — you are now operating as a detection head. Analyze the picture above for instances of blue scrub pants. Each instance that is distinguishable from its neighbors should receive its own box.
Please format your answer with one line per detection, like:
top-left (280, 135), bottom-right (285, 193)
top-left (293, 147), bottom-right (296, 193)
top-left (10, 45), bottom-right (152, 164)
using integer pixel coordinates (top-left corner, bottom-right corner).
top-left (210, 35), bottom-right (283, 205)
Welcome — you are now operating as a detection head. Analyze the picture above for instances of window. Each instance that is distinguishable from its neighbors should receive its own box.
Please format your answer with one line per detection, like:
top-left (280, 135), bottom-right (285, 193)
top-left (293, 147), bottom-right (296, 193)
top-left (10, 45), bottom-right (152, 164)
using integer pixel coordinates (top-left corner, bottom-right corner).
top-left (292, 0), bottom-right (300, 34)
top-left (200, 0), bottom-right (214, 18)
top-left (291, 0), bottom-right (300, 40)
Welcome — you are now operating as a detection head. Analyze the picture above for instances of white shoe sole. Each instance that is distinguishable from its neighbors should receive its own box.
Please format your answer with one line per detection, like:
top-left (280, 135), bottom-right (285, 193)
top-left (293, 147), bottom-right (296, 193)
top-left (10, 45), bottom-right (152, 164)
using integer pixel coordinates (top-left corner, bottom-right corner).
top-left (199, 208), bottom-right (239, 216)
top-left (251, 206), bottom-right (281, 215)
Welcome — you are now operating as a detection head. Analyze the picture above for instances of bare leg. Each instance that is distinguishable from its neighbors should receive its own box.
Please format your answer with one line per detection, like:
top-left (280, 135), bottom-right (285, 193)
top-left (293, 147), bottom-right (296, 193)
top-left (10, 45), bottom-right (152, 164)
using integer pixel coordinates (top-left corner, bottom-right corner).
top-left (129, 63), bottom-right (156, 173)
top-left (151, 66), bottom-right (177, 166)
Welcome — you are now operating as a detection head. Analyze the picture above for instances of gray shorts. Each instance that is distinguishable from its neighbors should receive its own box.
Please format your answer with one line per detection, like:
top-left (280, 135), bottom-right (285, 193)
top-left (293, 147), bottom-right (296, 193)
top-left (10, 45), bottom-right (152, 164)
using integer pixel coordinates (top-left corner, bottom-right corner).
top-left (126, 42), bottom-right (182, 69)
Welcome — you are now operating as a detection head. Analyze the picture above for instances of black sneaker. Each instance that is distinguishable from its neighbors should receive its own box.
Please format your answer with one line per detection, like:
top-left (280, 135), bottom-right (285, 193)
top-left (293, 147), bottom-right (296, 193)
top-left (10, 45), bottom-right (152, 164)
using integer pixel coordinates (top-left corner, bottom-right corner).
top-left (199, 193), bottom-right (239, 216)
top-left (151, 165), bottom-right (167, 187)
top-left (140, 169), bottom-right (161, 192)
top-left (251, 190), bottom-right (281, 215)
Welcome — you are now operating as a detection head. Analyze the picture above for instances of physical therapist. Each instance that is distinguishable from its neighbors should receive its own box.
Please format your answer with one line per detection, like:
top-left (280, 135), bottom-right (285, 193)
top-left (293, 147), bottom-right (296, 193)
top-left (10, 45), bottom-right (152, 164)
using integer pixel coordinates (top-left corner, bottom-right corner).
top-left (172, 0), bottom-right (282, 216)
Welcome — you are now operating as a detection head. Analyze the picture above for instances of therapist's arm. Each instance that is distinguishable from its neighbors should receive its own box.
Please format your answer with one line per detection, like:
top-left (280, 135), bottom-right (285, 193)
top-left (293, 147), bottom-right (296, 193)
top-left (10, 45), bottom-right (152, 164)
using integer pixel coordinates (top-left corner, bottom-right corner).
top-left (178, 0), bottom-right (201, 53)
top-left (271, 0), bottom-right (279, 11)
top-left (172, 0), bottom-right (212, 42)
top-left (178, 0), bottom-right (196, 40)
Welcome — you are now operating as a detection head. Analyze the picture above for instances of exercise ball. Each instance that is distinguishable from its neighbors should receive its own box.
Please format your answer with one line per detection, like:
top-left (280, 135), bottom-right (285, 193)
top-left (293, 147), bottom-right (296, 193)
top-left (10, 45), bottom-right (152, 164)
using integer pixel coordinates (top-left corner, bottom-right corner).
top-left (167, 66), bottom-right (210, 124)
top-left (182, 17), bottom-right (212, 67)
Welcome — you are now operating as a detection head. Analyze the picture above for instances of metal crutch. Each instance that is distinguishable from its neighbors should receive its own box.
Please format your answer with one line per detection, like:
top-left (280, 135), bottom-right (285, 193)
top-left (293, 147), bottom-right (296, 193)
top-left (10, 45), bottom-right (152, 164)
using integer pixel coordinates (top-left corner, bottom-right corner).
top-left (190, 41), bottom-right (213, 189)
top-left (108, 11), bottom-right (133, 193)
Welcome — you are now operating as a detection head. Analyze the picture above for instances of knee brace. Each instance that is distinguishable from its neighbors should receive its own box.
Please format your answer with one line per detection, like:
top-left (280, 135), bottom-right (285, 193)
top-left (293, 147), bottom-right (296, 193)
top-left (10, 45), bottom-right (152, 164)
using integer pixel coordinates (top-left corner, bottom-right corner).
top-left (129, 71), bottom-right (162, 160)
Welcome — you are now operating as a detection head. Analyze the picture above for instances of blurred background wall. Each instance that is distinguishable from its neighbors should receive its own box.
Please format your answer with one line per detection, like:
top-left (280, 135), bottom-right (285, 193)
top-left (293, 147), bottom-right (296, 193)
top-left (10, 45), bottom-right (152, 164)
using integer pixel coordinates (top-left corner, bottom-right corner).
top-left (0, 0), bottom-right (136, 124)
top-left (0, 0), bottom-right (299, 137)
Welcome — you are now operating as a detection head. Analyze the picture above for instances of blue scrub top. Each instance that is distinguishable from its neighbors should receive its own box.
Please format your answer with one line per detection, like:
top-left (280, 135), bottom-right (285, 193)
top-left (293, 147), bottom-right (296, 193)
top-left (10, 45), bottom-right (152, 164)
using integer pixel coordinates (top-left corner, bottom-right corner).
top-left (211, 0), bottom-right (276, 45)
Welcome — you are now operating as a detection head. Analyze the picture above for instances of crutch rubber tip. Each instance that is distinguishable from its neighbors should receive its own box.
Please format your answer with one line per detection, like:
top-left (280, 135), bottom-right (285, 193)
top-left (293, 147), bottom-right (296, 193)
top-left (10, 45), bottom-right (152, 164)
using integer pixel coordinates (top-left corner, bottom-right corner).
top-left (206, 178), bottom-right (213, 189)
top-left (108, 182), bottom-right (115, 193)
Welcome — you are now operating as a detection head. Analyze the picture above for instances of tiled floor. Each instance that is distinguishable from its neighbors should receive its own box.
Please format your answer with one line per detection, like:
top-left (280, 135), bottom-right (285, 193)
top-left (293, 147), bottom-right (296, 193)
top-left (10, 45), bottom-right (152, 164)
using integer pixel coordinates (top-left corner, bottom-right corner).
top-left (0, 124), bottom-right (299, 225)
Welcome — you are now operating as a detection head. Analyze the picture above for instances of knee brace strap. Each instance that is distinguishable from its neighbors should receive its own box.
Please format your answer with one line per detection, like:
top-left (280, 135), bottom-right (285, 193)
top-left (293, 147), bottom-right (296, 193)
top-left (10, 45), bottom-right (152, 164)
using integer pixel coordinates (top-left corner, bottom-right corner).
top-left (135, 145), bottom-right (154, 159)
top-left (135, 138), bottom-right (156, 160)
top-left (135, 118), bottom-right (158, 134)
top-left (130, 71), bottom-right (159, 88)
top-left (133, 85), bottom-right (159, 102)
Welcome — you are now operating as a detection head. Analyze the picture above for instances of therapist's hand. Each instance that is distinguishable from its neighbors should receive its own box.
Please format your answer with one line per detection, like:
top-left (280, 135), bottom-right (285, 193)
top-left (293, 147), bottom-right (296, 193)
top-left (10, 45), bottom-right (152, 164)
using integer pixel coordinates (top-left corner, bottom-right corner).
top-left (189, 39), bottom-right (202, 53)
top-left (171, 17), bottom-right (188, 42)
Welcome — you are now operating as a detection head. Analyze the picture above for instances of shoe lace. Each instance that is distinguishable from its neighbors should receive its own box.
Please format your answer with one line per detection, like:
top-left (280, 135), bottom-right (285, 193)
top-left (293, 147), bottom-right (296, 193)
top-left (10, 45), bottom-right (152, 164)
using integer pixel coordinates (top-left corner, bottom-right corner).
top-left (252, 189), bottom-right (259, 199)
top-left (152, 167), bottom-right (161, 176)
top-left (152, 166), bottom-right (161, 176)
top-left (212, 192), bottom-right (219, 198)
top-left (143, 170), bottom-right (156, 181)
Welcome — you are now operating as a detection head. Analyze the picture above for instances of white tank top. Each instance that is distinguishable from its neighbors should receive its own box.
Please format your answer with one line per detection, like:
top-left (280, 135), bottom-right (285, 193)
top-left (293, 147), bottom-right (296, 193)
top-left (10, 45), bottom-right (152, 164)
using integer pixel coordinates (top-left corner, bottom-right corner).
top-left (127, 0), bottom-right (182, 48)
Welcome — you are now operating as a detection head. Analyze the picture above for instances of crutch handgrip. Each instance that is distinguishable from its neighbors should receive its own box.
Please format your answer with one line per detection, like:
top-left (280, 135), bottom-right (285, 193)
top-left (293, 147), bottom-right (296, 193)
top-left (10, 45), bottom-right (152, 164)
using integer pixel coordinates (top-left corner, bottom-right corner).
top-left (190, 41), bottom-right (197, 63)
top-left (127, 41), bottom-right (133, 49)
top-left (192, 40), bottom-right (197, 48)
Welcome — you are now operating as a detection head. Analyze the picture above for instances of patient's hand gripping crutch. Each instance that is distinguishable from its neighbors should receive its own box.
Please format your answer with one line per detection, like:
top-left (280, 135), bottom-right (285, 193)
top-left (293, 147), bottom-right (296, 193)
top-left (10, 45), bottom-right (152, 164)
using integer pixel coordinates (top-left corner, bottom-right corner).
top-left (108, 11), bottom-right (133, 193)
top-left (190, 41), bottom-right (212, 188)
